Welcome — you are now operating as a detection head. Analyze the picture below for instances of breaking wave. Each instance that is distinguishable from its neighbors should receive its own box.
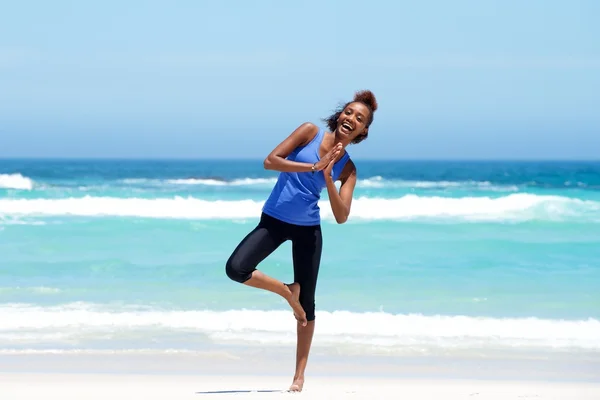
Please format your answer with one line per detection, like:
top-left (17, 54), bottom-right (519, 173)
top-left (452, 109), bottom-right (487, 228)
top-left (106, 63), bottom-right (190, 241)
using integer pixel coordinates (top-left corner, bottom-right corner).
top-left (1, 193), bottom-right (599, 222)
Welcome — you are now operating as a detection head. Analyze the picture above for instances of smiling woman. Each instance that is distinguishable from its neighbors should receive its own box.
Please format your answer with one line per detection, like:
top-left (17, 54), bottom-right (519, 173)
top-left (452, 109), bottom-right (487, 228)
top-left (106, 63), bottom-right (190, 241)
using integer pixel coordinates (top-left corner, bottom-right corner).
top-left (224, 90), bottom-right (378, 392)
top-left (324, 90), bottom-right (378, 145)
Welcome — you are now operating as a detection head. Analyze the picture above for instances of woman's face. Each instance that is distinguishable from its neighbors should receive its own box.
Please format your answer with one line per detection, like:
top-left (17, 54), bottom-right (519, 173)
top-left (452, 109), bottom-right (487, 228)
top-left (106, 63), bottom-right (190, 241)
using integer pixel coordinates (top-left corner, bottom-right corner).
top-left (336, 102), bottom-right (371, 142)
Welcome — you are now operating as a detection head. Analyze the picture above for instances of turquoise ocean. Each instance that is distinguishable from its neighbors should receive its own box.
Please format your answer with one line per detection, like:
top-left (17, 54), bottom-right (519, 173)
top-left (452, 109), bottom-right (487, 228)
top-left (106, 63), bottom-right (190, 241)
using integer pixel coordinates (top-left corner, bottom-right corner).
top-left (1, 159), bottom-right (599, 358)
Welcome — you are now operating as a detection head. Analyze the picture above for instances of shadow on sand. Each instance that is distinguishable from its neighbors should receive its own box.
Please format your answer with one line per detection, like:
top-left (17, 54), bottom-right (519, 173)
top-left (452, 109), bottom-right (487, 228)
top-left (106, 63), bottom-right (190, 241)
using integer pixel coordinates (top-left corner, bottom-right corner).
top-left (196, 389), bottom-right (284, 395)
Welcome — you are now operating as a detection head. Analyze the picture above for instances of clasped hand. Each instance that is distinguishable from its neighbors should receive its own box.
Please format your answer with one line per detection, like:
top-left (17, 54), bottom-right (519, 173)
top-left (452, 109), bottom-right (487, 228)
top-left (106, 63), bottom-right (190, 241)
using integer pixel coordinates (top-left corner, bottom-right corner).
top-left (313, 143), bottom-right (343, 176)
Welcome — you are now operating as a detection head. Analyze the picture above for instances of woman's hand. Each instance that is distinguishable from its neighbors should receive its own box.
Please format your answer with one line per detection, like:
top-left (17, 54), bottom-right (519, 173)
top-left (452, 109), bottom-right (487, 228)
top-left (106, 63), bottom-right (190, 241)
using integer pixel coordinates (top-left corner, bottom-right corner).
top-left (323, 155), bottom-right (336, 177)
top-left (315, 143), bottom-right (342, 171)
top-left (324, 160), bottom-right (357, 224)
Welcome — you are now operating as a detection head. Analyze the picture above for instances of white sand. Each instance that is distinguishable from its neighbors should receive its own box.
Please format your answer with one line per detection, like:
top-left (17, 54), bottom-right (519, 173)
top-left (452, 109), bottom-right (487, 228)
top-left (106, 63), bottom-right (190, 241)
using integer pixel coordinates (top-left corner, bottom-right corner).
top-left (2, 373), bottom-right (600, 400)
top-left (2, 351), bottom-right (599, 399)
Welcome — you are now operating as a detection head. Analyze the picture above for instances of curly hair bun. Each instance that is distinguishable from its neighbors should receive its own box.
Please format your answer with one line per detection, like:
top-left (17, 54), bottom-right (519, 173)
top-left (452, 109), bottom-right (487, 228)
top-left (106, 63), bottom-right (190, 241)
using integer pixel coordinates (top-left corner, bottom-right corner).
top-left (354, 90), bottom-right (378, 112)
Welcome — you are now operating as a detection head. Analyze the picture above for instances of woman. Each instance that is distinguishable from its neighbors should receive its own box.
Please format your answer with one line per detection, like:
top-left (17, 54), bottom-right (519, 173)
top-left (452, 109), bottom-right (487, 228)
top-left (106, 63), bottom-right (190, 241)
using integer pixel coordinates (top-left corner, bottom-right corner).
top-left (225, 90), bottom-right (378, 392)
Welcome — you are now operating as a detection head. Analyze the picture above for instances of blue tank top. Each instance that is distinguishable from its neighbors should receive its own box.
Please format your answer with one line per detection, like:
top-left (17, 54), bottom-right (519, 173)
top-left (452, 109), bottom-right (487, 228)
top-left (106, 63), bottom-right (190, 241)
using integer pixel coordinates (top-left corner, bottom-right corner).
top-left (262, 128), bottom-right (350, 226)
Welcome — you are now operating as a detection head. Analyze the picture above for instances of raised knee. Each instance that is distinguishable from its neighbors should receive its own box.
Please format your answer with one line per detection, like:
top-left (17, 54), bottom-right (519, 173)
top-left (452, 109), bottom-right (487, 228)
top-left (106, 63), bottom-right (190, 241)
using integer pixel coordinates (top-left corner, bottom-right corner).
top-left (225, 256), bottom-right (248, 283)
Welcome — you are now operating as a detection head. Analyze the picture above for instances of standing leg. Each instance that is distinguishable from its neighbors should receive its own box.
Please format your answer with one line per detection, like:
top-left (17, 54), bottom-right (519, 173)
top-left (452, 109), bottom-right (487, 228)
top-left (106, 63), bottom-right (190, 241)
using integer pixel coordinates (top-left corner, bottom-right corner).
top-left (288, 225), bottom-right (323, 392)
top-left (225, 214), bottom-right (307, 325)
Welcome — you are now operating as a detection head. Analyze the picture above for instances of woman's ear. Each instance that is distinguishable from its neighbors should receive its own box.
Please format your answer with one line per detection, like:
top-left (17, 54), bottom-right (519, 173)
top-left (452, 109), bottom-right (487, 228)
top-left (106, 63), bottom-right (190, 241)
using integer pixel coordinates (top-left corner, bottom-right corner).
top-left (353, 129), bottom-right (368, 144)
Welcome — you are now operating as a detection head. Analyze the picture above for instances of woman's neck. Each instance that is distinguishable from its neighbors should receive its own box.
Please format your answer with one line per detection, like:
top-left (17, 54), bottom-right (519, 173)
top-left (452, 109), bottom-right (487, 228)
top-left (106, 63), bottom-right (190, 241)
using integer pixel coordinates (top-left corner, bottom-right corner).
top-left (332, 130), bottom-right (351, 147)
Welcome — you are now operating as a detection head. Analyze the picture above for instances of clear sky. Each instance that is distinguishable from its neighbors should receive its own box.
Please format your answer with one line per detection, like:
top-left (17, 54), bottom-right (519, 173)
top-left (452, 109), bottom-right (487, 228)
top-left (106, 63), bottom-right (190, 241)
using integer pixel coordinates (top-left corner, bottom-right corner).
top-left (1, 0), bottom-right (598, 160)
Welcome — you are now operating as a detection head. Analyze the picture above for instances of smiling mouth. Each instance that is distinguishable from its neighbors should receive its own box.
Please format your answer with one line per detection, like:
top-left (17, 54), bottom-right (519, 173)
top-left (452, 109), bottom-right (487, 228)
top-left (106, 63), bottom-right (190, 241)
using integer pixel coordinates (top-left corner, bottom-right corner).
top-left (341, 121), bottom-right (353, 132)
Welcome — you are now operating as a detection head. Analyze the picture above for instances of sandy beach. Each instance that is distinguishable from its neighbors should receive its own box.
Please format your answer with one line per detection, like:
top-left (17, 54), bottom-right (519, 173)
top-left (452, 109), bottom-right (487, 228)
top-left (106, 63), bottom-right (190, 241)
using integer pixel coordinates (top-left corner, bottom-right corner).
top-left (1, 351), bottom-right (599, 400)
top-left (2, 373), bottom-right (600, 400)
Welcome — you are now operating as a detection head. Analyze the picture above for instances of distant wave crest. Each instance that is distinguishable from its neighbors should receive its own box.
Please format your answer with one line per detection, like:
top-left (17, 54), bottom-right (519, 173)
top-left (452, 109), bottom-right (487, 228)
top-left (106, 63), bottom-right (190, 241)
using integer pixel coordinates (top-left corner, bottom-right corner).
top-left (3, 174), bottom-right (593, 192)
top-left (121, 177), bottom-right (278, 186)
top-left (356, 176), bottom-right (519, 191)
top-left (120, 176), bottom-right (518, 191)
top-left (1, 193), bottom-right (599, 222)
top-left (0, 173), bottom-right (34, 190)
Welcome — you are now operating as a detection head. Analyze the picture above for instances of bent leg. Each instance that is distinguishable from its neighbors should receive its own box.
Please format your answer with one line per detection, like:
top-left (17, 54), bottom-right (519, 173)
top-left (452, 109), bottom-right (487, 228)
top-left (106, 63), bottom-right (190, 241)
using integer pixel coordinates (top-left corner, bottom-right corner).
top-left (225, 222), bottom-right (283, 283)
top-left (225, 215), bottom-right (307, 325)
top-left (289, 225), bottom-right (323, 392)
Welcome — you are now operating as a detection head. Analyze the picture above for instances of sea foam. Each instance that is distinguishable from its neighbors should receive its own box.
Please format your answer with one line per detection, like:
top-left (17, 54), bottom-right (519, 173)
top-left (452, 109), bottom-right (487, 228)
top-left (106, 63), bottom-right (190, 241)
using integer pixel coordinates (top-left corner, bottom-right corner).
top-left (2, 303), bottom-right (599, 353)
top-left (1, 193), bottom-right (598, 222)
top-left (0, 173), bottom-right (34, 190)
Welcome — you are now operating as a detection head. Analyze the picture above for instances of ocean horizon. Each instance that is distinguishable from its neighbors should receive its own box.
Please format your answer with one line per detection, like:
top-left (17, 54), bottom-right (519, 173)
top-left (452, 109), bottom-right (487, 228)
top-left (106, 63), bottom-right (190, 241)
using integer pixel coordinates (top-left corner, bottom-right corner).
top-left (1, 158), bottom-right (599, 359)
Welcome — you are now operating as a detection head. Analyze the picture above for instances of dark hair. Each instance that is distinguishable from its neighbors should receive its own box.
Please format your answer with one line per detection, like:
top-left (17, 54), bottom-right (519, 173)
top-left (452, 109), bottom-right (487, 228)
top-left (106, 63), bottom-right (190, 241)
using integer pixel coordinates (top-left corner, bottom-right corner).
top-left (323, 90), bottom-right (378, 144)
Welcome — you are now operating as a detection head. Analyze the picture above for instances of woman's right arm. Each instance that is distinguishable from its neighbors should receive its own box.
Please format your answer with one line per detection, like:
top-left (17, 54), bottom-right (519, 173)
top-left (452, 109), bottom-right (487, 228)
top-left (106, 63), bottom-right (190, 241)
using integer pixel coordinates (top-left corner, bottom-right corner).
top-left (263, 122), bottom-right (321, 173)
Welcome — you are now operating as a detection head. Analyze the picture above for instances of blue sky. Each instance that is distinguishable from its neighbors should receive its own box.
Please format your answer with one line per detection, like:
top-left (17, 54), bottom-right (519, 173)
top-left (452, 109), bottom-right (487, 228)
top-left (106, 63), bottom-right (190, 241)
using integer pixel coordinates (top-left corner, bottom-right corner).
top-left (1, 0), bottom-right (598, 159)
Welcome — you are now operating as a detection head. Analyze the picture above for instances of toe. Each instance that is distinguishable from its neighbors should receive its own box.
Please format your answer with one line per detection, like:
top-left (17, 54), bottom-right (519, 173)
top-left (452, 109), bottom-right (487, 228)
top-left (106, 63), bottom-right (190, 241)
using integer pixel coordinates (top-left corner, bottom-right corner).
top-left (288, 384), bottom-right (302, 392)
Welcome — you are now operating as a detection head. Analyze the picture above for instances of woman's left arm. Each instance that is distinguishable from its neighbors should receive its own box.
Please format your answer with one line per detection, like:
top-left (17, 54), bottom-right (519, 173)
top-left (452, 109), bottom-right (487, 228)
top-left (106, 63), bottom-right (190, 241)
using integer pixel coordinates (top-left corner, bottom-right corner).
top-left (324, 160), bottom-right (357, 224)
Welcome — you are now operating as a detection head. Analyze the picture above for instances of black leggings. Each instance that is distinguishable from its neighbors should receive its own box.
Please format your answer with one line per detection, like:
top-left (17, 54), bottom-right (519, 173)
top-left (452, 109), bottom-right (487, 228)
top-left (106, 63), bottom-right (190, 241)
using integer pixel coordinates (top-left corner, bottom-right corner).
top-left (225, 212), bottom-right (323, 321)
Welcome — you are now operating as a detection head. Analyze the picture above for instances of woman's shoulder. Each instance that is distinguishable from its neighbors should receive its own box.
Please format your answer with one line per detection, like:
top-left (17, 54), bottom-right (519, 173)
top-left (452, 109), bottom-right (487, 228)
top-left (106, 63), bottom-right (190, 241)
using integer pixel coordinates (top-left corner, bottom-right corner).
top-left (296, 121), bottom-right (321, 136)
top-left (290, 122), bottom-right (322, 146)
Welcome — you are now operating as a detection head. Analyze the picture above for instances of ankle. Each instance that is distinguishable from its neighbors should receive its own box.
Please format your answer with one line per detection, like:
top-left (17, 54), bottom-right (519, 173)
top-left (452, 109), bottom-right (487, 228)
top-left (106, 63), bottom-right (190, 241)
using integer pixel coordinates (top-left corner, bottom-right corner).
top-left (282, 283), bottom-right (293, 299)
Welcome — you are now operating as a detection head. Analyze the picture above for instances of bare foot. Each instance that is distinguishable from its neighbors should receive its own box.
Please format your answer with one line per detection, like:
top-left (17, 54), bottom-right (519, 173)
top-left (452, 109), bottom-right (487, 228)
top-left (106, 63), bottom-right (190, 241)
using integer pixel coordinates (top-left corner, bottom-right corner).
top-left (285, 283), bottom-right (307, 326)
top-left (288, 377), bottom-right (304, 392)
